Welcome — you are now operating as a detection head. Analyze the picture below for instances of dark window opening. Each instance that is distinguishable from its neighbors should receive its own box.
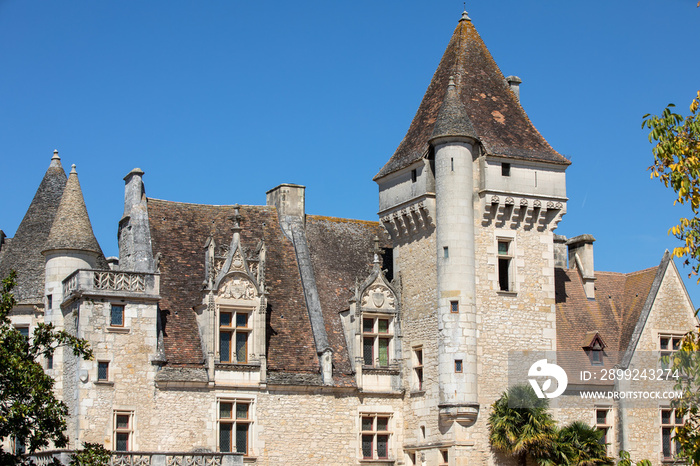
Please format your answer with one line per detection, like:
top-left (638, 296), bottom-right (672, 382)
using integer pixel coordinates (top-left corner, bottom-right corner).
top-left (502, 163), bottom-right (511, 176)
top-left (411, 169), bottom-right (417, 183)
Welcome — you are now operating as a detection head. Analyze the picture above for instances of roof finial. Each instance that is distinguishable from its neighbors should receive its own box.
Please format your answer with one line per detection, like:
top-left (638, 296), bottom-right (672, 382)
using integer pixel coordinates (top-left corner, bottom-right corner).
top-left (52, 149), bottom-right (60, 161)
top-left (373, 235), bottom-right (381, 265)
top-left (229, 204), bottom-right (243, 232)
top-left (461, 4), bottom-right (471, 22)
top-left (70, 164), bottom-right (77, 174)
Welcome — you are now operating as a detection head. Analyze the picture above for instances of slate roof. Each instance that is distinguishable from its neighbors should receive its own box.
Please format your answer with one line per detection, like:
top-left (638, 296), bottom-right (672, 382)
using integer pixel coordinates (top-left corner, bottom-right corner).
top-left (147, 199), bottom-right (388, 386)
top-left (555, 262), bottom-right (661, 384)
top-left (44, 165), bottom-right (105, 258)
top-left (0, 153), bottom-right (67, 304)
top-left (375, 13), bottom-right (569, 180)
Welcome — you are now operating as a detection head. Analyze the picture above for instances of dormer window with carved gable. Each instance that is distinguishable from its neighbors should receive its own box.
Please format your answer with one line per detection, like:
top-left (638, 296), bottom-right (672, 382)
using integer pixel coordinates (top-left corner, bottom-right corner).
top-left (582, 331), bottom-right (606, 366)
top-left (197, 205), bottom-right (267, 377)
top-left (340, 238), bottom-right (401, 392)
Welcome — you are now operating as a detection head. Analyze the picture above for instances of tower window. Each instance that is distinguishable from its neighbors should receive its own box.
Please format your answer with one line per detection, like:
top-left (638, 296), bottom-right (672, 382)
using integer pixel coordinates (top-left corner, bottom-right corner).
top-left (450, 300), bottom-right (459, 313)
top-left (455, 359), bottom-right (463, 373)
top-left (501, 163), bottom-right (511, 176)
top-left (411, 169), bottom-right (417, 183)
top-left (413, 347), bottom-right (423, 391)
top-left (443, 246), bottom-right (449, 258)
top-left (497, 239), bottom-right (514, 292)
top-left (98, 361), bottom-right (110, 381)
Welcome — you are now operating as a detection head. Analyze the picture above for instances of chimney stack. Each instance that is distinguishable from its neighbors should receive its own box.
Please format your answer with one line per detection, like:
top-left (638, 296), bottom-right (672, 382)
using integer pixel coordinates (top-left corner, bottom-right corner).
top-left (266, 184), bottom-right (306, 219)
top-left (506, 76), bottom-right (522, 101)
top-left (567, 234), bottom-right (596, 299)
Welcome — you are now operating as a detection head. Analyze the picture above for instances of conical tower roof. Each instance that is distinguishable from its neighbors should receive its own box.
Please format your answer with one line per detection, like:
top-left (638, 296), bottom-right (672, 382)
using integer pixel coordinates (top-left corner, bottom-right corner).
top-left (0, 151), bottom-right (67, 304)
top-left (375, 11), bottom-right (570, 180)
top-left (43, 164), bottom-right (104, 256)
top-left (430, 76), bottom-right (478, 141)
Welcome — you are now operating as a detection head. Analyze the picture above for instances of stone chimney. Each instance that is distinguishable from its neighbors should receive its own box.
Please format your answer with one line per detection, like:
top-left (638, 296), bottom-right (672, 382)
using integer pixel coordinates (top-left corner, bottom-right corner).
top-left (567, 234), bottom-right (596, 299)
top-left (266, 184), bottom-right (306, 219)
top-left (553, 234), bottom-right (568, 268)
top-left (118, 168), bottom-right (154, 272)
top-left (506, 76), bottom-right (522, 101)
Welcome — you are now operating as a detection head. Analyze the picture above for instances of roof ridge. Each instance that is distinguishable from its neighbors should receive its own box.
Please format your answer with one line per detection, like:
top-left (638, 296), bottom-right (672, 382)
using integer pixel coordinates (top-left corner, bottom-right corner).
top-left (146, 197), bottom-right (275, 209)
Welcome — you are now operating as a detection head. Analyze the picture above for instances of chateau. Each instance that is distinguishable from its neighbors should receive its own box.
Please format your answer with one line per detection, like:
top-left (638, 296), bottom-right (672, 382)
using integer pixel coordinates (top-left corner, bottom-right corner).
top-left (1, 10), bottom-right (697, 466)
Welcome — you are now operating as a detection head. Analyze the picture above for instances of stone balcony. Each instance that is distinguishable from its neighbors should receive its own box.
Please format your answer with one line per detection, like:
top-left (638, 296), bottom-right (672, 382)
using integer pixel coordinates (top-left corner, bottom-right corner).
top-left (62, 269), bottom-right (160, 304)
top-left (29, 450), bottom-right (243, 466)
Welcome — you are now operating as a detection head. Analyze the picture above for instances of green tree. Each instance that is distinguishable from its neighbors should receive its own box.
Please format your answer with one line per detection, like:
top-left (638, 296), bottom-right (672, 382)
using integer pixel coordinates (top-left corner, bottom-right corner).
top-left (643, 91), bottom-right (700, 279)
top-left (616, 450), bottom-right (652, 466)
top-left (488, 384), bottom-right (557, 466)
top-left (555, 421), bottom-right (613, 466)
top-left (644, 90), bottom-right (700, 464)
top-left (0, 271), bottom-right (93, 463)
top-left (69, 443), bottom-right (110, 466)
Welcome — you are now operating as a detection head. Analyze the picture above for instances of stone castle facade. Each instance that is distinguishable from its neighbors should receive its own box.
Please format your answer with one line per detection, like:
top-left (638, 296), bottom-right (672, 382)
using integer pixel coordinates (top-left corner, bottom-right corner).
top-left (1, 11), bottom-right (697, 466)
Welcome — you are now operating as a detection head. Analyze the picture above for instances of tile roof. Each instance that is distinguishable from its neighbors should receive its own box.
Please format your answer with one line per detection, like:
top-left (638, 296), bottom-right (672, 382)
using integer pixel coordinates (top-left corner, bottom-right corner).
top-left (0, 153), bottom-right (67, 304)
top-left (375, 14), bottom-right (569, 180)
top-left (147, 200), bottom-right (387, 386)
top-left (305, 215), bottom-right (391, 384)
top-left (555, 263), bottom-right (660, 383)
top-left (44, 165), bottom-right (105, 258)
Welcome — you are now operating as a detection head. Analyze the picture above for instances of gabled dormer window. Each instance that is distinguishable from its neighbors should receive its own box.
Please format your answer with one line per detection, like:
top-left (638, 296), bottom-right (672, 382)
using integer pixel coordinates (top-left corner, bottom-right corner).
top-left (582, 331), bottom-right (606, 366)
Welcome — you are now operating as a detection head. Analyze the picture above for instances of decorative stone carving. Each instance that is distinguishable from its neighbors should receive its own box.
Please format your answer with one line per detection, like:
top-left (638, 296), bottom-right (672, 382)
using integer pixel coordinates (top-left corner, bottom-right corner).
top-left (361, 283), bottom-right (395, 309)
top-left (217, 275), bottom-right (256, 300)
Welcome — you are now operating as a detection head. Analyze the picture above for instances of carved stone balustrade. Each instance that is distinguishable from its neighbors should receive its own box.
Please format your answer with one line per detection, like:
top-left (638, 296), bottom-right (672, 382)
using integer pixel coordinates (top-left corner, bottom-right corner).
top-left (62, 269), bottom-right (160, 304)
top-left (28, 450), bottom-right (243, 466)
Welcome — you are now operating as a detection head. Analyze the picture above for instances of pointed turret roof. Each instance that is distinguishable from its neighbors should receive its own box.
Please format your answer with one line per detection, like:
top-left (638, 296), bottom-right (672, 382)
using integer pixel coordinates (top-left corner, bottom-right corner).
top-left (43, 164), bottom-right (104, 256)
top-left (430, 76), bottom-right (478, 141)
top-left (0, 151), bottom-right (67, 304)
top-left (375, 11), bottom-right (570, 180)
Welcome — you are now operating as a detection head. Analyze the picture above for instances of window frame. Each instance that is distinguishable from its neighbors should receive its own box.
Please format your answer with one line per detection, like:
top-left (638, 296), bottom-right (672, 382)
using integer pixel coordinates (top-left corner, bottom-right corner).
top-left (218, 399), bottom-right (253, 456)
top-left (413, 346), bottom-right (424, 392)
top-left (360, 413), bottom-right (392, 460)
top-left (661, 407), bottom-right (683, 461)
top-left (97, 361), bottom-right (110, 382)
top-left (113, 411), bottom-right (133, 452)
top-left (362, 315), bottom-right (393, 368)
top-left (595, 407), bottom-right (612, 455)
top-left (659, 333), bottom-right (684, 371)
top-left (219, 307), bottom-right (253, 364)
top-left (497, 238), bottom-right (514, 292)
top-left (110, 304), bottom-right (125, 328)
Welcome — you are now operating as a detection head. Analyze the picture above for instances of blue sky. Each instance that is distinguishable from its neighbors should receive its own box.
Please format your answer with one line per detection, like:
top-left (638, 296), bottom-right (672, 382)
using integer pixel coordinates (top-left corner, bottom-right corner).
top-left (1, 1), bottom-right (699, 307)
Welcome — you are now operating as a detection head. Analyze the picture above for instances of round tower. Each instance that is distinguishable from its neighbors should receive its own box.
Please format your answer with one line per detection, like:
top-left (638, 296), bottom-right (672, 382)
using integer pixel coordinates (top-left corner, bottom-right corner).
top-left (430, 75), bottom-right (480, 425)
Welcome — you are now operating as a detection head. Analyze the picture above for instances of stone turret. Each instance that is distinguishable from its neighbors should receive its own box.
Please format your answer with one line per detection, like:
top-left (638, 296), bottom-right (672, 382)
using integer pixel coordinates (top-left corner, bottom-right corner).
top-left (42, 163), bottom-right (105, 307)
top-left (430, 75), bottom-right (480, 425)
top-left (118, 168), bottom-right (155, 272)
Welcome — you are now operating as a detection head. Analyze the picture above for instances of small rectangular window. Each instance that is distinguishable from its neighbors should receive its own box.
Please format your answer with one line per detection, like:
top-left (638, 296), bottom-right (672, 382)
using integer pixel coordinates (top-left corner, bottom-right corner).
top-left (413, 347), bottom-right (423, 391)
top-left (47, 353), bottom-right (53, 370)
top-left (113, 411), bottom-right (133, 451)
top-left (47, 294), bottom-right (52, 310)
top-left (17, 326), bottom-right (29, 338)
top-left (443, 246), bottom-right (449, 258)
top-left (110, 304), bottom-right (125, 327)
top-left (439, 449), bottom-right (449, 466)
top-left (98, 361), bottom-right (109, 381)
top-left (455, 359), bottom-right (463, 373)
top-left (502, 162), bottom-right (511, 176)
top-left (450, 301), bottom-right (459, 313)
top-left (497, 239), bottom-right (513, 292)
top-left (411, 169), bottom-right (417, 183)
